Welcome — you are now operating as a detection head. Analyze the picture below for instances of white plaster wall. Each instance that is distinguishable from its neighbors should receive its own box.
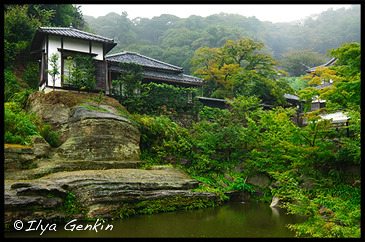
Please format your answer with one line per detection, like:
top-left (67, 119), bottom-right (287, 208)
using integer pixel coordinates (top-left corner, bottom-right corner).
top-left (63, 37), bottom-right (89, 53)
top-left (62, 37), bottom-right (103, 60)
top-left (91, 42), bottom-right (104, 61)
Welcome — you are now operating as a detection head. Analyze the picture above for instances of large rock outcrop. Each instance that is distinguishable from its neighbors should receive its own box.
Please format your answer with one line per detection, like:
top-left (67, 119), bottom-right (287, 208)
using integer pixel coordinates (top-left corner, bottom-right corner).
top-left (54, 106), bottom-right (140, 161)
top-left (4, 166), bottom-right (220, 226)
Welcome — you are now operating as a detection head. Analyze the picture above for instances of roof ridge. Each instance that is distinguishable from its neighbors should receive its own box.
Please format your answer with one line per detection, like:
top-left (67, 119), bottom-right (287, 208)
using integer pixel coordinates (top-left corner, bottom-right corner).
top-left (70, 27), bottom-right (114, 42)
top-left (106, 51), bottom-right (184, 71)
top-left (132, 52), bottom-right (183, 71)
top-left (38, 26), bottom-right (114, 42)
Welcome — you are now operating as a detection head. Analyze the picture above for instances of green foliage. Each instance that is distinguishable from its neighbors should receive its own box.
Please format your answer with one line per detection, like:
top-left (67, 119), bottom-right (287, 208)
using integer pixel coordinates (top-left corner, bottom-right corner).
top-left (230, 176), bottom-right (255, 194)
top-left (39, 124), bottom-right (60, 148)
top-left (32, 4), bottom-right (85, 28)
top-left (97, 91), bottom-right (104, 106)
top-left (299, 42), bottom-right (361, 113)
top-left (4, 102), bottom-right (39, 145)
top-left (63, 55), bottom-right (96, 91)
top-left (285, 76), bottom-right (312, 92)
top-left (4, 5), bottom-right (39, 69)
top-left (4, 69), bottom-right (22, 102)
top-left (114, 197), bottom-right (220, 219)
top-left (272, 170), bottom-right (361, 238)
top-left (191, 37), bottom-right (293, 105)
top-left (3, 4), bottom-right (361, 237)
top-left (22, 61), bottom-right (40, 91)
top-left (4, 102), bottom-right (61, 147)
top-left (112, 62), bottom-right (144, 99)
top-left (46, 53), bottom-right (60, 91)
top-left (138, 88), bottom-right (360, 237)
top-left (281, 49), bottom-right (328, 77)
top-left (60, 192), bottom-right (87, 215)
top-left (4, 4), bottom-right (83, 71)
top-left (119, 82), bottom-right (200, 116)
top-left (198, 106), bottom-right (227, 120)
top-left (136, 115), bottom-right (192, 160)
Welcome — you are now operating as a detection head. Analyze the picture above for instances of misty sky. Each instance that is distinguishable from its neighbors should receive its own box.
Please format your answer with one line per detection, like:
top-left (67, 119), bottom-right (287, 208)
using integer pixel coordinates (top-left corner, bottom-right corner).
top-left (78, 4), bottom-right (354, 23)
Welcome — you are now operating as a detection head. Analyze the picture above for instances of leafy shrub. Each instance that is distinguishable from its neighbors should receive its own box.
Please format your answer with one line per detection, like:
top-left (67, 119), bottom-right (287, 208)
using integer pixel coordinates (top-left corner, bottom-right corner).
top-left (4, 101), bottom-right (61, 147)
top-left (4, 102), bottom-right (39, 145)
top-left (63, 55), bottom-right (96, 91)
top-left (4, 69), bottom-right (21, 102)
top-left (136, 114), bottom-right (192, 160)
top-left (23, 61), bottom-right (39, 91)
top-left (118, 82), bottom-right (200, 116)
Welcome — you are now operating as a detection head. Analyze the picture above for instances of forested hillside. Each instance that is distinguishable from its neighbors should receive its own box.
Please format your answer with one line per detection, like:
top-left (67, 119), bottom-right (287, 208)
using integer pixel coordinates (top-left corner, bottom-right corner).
top-left (84, 5), bottom-right (360, 74)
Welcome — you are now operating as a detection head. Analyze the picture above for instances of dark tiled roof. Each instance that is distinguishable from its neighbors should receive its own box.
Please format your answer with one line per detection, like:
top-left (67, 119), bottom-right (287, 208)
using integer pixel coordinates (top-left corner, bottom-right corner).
top-left (306, 57), bottom-right (337, 73)
top-left (143, 69), bottom-right (204, 85)
top-left (31, 26), bottom-right (117, 53)
top-left (109, 65), bottom-right (204, 86)
top-left (106, 51), bottom-right (183, 72)
top-left (284, 93), bottom-right (300, 101)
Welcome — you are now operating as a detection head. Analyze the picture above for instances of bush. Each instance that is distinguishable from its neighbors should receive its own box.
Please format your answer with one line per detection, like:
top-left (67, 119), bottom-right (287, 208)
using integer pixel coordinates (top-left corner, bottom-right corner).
top-left (117, 82), bottom-right (200, 116)
top-left (4, 102), bottom-right (39, 145)
top-left (4, 69), bottom-right (20, 102)
top-left (4, 101), bottom-right (61, 147)
top-left (23, 61), bottom-right (39, 91)
top-left (136, 115), bottom-right (192, 160)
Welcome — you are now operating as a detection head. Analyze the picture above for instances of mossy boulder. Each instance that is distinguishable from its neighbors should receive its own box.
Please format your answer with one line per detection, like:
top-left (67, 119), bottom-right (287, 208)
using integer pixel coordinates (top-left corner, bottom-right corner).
top-left (54, 106), bottom-right (140, 161)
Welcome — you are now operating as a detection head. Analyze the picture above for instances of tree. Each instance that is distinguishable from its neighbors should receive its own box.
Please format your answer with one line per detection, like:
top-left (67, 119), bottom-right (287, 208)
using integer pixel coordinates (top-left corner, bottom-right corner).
top-left (191, 37), bottom-right (292, 105)
top-left (46, 53), bottom-right (60, 92)
top-left (299, 42), bottom-right (361, 113)
top-left (63, 55), bottom-right (96, 92)
top-left (112, 62), bottom-right (144, 99)
top-left (281, 49), bottom-right (328, 77)
top-left (27, 4), bottom-right (85, 28)
top-left (4, 5), bottom-right (42, 69)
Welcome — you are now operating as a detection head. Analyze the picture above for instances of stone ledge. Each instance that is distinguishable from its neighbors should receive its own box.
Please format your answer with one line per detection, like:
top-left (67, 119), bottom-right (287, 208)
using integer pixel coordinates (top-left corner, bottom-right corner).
top-left (4, 166), bottom-right (220, 226)
top-left (4, 160), bottom-right (146, 180)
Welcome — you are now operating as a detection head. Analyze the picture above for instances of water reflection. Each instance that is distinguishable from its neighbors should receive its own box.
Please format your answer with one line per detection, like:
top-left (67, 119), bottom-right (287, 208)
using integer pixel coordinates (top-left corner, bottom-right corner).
top-left (5, 201), bottom-right (306, 238)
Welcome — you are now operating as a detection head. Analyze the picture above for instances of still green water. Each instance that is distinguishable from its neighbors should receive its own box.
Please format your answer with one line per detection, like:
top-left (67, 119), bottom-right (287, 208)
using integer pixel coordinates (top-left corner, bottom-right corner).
top-left (5, 201), bottom-right (306, 238)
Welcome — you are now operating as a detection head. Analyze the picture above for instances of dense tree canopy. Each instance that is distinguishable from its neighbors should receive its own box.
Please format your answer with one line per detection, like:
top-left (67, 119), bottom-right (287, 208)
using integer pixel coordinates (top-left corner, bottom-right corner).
top-left (281, 49), bottom-right (329, 77)
top-left (84, 5), bottom-right (360, 75)
top-left (191, 37), bottom-right (292, 105)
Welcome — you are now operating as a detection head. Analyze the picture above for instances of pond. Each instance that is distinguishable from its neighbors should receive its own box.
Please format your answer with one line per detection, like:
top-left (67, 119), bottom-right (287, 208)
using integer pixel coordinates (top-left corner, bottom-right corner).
top-left (5, 201), bottom-right (306, 238)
